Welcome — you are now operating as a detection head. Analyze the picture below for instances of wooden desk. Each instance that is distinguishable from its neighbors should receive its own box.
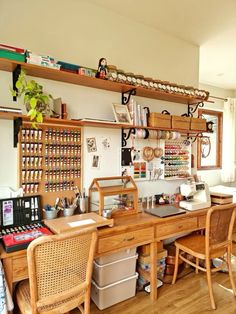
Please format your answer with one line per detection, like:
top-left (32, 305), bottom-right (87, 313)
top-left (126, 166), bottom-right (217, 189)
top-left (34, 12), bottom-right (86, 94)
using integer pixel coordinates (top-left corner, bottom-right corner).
top-left (0, 208), bottom-right (208, 302)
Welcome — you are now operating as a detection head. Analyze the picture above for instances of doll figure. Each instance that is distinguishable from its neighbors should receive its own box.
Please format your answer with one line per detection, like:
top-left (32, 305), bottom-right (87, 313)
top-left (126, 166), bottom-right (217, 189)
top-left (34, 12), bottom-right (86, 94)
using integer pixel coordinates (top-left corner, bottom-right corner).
top-left (96, 57), bottom-right (108, 79)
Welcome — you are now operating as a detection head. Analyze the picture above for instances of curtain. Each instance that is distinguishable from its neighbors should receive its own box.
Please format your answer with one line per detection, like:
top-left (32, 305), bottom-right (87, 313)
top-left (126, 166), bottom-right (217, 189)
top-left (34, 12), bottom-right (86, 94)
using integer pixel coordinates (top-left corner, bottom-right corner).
top-left (221, 98), bottom-right (236, 182)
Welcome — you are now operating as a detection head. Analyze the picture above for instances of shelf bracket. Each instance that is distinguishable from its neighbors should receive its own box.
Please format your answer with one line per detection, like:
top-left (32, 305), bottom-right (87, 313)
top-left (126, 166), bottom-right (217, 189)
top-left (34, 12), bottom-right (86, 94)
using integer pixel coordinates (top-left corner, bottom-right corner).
top-left (12, 64), bottom-right (21, 101)
top-left (187, 101), bottom-right (204, 117)
top-left (122, 128), bottom-right (136, 147)
top-left (121, 88), bottom-right (136, 105)
top-left (13, 117), bottom-right (22, 147)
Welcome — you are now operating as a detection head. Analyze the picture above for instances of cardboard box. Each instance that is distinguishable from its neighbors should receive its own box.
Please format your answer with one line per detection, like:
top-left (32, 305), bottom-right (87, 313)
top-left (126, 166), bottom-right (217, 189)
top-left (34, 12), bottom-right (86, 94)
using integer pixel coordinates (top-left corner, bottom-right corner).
top-left (171, 115), bottom-right (190, 130)
top-left (148, 112), bottom-right (171, 128)
top-left (190, 117), bottom-right (207, 131)
top-left (138, 242), bottom-right (163, 255)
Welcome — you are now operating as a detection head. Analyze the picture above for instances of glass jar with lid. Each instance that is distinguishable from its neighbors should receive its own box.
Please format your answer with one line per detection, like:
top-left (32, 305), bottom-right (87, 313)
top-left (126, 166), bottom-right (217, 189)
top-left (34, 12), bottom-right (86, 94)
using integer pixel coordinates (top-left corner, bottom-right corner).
top-left (107, 65), bottom-right (118, 82)
top-left (125, 72), bottom-right (133, 85)
top-left (145, 77), bottom-right (155, 89)
top-left (117, 69), bottom-right (127, 84)
top-left (135, 74), bottom-right (144, 87)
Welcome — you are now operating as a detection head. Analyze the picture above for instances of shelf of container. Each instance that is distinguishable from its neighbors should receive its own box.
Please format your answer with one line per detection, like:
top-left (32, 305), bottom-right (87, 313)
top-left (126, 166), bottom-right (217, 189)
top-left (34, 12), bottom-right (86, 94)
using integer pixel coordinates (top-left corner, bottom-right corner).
top-left (0, 57), bottom-right (205, 105)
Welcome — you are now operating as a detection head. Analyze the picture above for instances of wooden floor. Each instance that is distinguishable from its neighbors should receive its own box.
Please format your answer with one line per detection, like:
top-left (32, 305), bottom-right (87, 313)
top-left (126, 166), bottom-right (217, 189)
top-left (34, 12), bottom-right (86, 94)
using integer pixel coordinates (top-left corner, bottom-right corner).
top-left (71, 243), bottom-right (236, 314)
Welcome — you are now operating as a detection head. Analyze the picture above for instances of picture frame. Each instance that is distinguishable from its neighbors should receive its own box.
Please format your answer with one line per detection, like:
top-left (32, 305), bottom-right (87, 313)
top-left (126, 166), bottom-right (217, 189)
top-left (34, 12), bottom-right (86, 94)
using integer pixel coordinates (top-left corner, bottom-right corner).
top-left (91, 155), bottom-right (100, 169)
top-left (112, 103), bottom-right (132, 125)
top-left (86, 137), bottom-right (97, 153)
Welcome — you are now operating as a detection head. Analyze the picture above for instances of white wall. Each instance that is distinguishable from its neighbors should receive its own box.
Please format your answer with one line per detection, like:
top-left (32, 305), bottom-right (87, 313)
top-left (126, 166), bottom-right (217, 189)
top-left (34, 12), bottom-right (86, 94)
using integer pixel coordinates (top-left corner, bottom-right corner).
top-left (197, 83), bottom-right (234, 186)
top-left (0, 0), bottom-right (200, 196)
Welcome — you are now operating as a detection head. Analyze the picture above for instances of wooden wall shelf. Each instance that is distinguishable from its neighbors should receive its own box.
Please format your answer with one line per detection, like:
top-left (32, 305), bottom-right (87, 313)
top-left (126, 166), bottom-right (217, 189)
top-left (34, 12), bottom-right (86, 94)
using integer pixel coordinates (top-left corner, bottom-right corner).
top-left (0, 112), bottom-right (209, 136)
top-left (0, 57), bottom-right (204, 105)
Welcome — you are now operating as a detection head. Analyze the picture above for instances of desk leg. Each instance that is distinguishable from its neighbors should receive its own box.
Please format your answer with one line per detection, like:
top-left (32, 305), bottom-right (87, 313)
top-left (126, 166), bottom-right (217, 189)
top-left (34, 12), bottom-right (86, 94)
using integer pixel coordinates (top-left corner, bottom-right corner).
top-left (150, 242), bottom-right (157, 300)
top-left (2, 258), bottom-right (13, 295)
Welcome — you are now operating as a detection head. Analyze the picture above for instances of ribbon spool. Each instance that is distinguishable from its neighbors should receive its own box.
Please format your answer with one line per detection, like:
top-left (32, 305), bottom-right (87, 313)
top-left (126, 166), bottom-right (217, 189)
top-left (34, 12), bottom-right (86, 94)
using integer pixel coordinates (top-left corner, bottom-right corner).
top-left (154, 147), bottom-right (164, 158)
top-left (142, 146), bottom-right (155, 161)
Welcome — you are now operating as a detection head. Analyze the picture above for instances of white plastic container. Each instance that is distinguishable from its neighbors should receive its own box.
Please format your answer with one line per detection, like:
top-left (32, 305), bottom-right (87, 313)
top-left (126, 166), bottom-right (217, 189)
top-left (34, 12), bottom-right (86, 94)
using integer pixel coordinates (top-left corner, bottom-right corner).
top-left (91, 273), bottom-right (138, 310)
top-left (95, 247), bottom-right (137, 265)
top-left (93, 254), bottom-right (138, 287)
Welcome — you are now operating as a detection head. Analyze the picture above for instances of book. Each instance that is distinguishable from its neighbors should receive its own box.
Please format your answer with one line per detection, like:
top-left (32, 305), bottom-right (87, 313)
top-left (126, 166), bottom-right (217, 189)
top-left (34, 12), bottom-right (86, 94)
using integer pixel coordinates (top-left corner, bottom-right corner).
top-left (0, 106), bottom-right (22, 113)
top-left (0, 43), bottom-right (25, 54)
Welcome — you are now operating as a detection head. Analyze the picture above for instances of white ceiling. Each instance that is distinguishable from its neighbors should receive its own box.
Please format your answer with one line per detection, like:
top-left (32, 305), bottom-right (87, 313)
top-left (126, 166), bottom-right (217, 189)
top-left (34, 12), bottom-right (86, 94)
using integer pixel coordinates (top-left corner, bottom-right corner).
top-left (90, 0), bottom-right (236, 90)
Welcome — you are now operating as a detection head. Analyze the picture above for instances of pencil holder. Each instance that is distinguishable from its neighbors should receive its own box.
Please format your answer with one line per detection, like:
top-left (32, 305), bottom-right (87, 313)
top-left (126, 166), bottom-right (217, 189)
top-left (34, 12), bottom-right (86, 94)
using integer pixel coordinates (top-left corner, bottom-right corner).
top-left (43, 208), bottom-right (58, 220)
top-left (79, 197), bottom-right (88, 213)
top-left (63, 206), bottom-right (75, 217)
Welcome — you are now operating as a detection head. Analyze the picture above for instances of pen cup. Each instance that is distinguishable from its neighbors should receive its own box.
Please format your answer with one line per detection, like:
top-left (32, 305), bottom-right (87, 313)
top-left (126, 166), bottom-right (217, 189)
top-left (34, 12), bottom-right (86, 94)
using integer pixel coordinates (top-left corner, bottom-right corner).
top-left (63, 206), bottom-right (75, 217)
top-left (43, 208), bottom-right (58, 220)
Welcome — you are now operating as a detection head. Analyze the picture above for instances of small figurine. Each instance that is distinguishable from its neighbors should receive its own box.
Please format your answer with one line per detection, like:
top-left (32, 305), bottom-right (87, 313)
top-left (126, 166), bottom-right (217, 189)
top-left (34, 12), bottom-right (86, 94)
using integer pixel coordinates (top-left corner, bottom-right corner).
top-left (96, 57), bottom-right (108, 79)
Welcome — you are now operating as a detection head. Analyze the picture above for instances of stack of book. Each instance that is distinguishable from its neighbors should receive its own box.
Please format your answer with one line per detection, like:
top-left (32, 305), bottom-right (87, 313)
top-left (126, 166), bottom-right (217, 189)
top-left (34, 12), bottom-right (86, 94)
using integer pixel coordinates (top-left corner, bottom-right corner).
top-left (0, 43), bottom-right (26, 62)
top-left (26, 51), bottom-right (61, 70)
top-left (0, 106), bottom-right (22, 114)
top-left (127, 99), bottom-right (148, 126)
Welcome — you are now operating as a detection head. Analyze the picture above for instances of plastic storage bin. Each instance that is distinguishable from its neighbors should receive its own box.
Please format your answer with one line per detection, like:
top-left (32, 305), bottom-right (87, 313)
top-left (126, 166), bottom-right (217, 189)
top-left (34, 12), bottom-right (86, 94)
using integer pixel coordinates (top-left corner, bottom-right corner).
top-left (93, 254), bottom-right (138, 286)
top-left (95, 247), bottom-right (136, 265)
top-left (91, 273), bottom-right (138, 310)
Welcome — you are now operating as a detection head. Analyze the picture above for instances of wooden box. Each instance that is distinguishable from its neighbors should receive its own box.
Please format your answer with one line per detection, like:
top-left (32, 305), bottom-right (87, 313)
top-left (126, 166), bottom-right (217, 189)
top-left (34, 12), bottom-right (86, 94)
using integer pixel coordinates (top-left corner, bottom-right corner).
top-left (210, 192), bottom-right (233, 205)
top-left (171, 115), bottom-right (190, 130)
top-left (190, 117), bottom-right (207, 131)
top-left (148, 112), bottom-right (171, 128)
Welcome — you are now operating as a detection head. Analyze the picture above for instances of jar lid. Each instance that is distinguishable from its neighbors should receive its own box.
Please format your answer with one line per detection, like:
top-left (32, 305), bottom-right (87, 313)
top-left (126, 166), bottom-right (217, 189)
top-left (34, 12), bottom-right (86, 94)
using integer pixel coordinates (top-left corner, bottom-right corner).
top-left (125, 72), bottom-right (134, 76)
top-left (145, 77), bottom-right (153, 81)
top-left (107, 65), bottom-right (117, 70)
top-left (136, 74), bottom-right (144, 79)
top-left (117, 69), bottom-right (125, 73)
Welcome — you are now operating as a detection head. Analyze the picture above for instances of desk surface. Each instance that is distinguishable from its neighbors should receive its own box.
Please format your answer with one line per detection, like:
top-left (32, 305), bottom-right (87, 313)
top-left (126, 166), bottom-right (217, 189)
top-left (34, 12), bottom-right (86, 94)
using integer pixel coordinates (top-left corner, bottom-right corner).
top-left (0, 207), bottom-right (209, 302)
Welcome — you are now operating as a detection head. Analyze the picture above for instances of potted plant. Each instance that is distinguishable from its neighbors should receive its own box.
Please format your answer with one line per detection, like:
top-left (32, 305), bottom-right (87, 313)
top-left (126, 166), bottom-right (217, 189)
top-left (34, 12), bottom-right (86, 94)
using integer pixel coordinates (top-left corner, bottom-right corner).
top-left (11, 70), bottom-right (53, 127)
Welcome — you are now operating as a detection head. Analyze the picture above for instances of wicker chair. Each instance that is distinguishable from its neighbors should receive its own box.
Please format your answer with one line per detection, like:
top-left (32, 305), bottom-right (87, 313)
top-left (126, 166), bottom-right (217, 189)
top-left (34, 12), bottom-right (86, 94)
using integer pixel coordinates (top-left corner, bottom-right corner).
top-left (16, 227), bottom-right (97, 314)
top-left (172, 203), bottom-right (236, 310)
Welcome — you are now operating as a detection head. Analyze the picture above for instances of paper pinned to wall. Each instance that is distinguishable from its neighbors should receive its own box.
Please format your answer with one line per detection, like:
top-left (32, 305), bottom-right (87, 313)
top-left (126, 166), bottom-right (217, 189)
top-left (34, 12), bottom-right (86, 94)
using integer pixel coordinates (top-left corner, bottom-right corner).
top-left (68, 218), bottom-right (95, 227)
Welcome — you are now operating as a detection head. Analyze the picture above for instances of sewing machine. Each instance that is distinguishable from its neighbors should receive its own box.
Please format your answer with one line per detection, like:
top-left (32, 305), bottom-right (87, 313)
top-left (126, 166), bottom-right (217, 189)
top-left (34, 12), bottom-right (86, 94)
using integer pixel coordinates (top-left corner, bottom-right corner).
top-left (179, 181), bottom-right (211, 211)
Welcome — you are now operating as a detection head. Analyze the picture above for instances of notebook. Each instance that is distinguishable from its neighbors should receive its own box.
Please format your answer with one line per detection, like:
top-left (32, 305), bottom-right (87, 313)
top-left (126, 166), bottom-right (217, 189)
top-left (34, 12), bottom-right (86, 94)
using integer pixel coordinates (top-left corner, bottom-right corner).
top-left (146, 205), bottom-right (186, 218)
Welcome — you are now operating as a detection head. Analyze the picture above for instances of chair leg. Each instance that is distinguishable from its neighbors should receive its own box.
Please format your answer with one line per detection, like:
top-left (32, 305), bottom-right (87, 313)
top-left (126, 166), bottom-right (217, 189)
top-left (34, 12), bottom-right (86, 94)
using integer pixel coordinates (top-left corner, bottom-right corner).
top-left (84, 291), bottom-right (91, 314)
top-left (226, 246), bottom-right (236, 296)
top-left (172, 246), bottom-right (179, 284)
top-left (196, 257), bottom-right (199, 274)
top-left (206, 258), bottom-right (216, 310)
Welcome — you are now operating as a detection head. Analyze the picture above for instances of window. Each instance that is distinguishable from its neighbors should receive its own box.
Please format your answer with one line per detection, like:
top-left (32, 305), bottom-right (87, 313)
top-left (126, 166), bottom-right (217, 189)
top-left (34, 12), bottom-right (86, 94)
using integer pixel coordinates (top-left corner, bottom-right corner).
top-left (197, 109), bottom-right (223, 170)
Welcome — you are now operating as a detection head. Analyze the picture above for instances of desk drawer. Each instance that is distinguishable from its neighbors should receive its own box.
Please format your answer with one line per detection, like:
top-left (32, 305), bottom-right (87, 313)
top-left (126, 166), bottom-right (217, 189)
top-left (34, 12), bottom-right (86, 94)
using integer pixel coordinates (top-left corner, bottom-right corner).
top-left (198, 216), bottom-right (206, 229)
top-left (155, 217), bottom-right (198, 239)
top-left (13, 256), bottom-right (28, 281)
top-left (98, 227), bottom-right (153, 254)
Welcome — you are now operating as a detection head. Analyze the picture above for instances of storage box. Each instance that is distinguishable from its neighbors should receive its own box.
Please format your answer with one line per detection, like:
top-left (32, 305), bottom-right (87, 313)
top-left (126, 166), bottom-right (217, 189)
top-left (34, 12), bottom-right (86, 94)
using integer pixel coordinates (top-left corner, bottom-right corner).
top-left (93, 254), bottom-right (138, 286)
top-left (95, 247), bottom-right (136, 265)
top-left (210, 192), bottom-right (233, 205)
top-left (190, 117), bottom-right (207, 131)
top-left (148, 112), bottom-right (171, 128)
top-left (91, 273), bottom-right (138, 310)
top-left (138, 242), bottom-right (163, 255)
top-left (171, 115), bottom-right (190, 130)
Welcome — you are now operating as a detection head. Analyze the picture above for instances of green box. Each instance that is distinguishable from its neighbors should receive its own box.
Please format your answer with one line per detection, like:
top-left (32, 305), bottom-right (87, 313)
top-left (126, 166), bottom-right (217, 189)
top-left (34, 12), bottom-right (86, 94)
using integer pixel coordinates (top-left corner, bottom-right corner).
top-left (0, 49), bottom-right (25, 62)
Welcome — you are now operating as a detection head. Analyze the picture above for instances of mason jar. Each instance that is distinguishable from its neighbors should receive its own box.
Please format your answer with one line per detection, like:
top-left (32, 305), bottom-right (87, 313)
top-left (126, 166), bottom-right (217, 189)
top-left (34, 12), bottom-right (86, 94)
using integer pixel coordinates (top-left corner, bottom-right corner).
top-left (107, 65), bottom-right (118, 82)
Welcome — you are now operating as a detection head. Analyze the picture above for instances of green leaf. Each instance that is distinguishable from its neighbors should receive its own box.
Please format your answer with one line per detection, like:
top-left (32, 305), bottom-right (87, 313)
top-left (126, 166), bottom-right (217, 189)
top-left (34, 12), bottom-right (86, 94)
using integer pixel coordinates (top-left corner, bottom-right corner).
top-left (41, 95), bottom-right (49, 104)
top-left (29, 97), bottom-right (37, 109)
top-left (31, 122), bottom-right (38, 129)
top-left (9, 86), bottom-right (17, 97)
top-left (15, 80), bottom-right (22, 89)
top-left (27, 108), bottom-right (37, 120)
top-left (36, 112), bottom-right (43, 123)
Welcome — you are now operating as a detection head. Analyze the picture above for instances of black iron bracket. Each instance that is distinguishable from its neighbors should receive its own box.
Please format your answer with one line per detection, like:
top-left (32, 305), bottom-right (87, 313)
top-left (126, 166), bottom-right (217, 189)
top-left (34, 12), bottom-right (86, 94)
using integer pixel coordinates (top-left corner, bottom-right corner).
top-left (122, 128), bottom-right (136, 147)
top-left (187, 132), bottom-right (205, 143)
top-left (187, 101), bottom-right (204, 117)
top-left (12, 64), bottom-right (21, 101)
top-left (13, 117), bottom-right (22, 147)
top-left (121, 88), bottom-right (136, 105)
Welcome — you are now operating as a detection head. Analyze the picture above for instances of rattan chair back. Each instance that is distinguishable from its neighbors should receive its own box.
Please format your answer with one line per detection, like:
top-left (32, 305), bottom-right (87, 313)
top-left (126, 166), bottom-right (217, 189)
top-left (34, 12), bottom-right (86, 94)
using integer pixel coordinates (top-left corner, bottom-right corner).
top-left (205, 204), bottom-right (236, 256)
top-left (27, 227), bottom-right (97, 313)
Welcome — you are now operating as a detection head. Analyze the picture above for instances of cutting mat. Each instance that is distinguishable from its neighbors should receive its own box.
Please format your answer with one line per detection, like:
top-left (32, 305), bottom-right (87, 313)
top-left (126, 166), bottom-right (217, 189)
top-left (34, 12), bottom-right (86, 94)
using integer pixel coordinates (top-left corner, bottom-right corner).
top-left (44, 212), bottom-right (114, 234)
